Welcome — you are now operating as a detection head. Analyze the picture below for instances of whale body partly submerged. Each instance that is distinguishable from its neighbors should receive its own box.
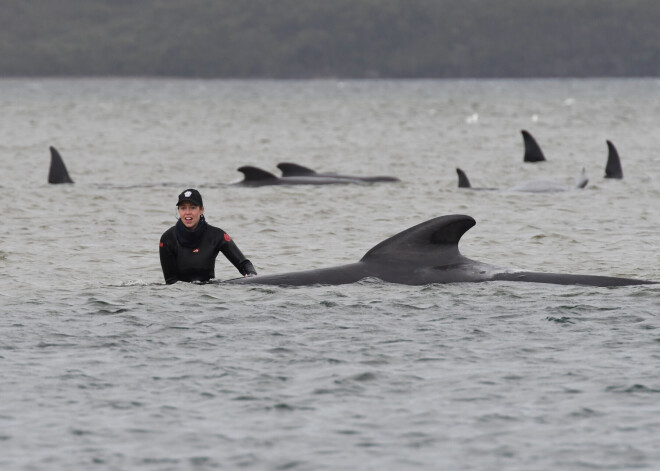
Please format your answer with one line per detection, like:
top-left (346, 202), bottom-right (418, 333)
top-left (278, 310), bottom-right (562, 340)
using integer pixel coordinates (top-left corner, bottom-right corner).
top-left (457, 137), bottom-right (625, 192)
top-left (276, 162), bottom-right (400, 183)
top-left (227, 215), bottom-right (655, 287)
top-left (235, 166), bottom-right (366, 186)
top-left (235, 164), bottom-right (399, 186)
top-left (456, 167), bottom-right (588, 193)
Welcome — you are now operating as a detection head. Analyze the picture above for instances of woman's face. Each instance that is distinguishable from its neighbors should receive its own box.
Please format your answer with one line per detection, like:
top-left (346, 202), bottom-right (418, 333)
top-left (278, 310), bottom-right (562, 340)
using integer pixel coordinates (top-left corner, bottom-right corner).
top-left (178, 202), bottom-right (204, 230)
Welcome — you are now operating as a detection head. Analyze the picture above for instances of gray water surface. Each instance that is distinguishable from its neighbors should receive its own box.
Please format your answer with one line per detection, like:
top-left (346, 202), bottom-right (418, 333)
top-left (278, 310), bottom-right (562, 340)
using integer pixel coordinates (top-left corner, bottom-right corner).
top-left (1, 78), bottom-right (659, 470)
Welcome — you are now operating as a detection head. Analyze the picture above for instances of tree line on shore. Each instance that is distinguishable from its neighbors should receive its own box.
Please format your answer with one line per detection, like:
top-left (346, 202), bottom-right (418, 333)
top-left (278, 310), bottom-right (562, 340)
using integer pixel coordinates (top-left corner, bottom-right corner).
top-left (2, 0), bottom-right (659, 78)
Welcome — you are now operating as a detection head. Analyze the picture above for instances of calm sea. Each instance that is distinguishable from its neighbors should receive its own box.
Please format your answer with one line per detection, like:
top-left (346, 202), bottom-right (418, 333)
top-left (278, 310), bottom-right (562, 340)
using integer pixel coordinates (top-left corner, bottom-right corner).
top-left (1, 78), bottom-right (659, 470)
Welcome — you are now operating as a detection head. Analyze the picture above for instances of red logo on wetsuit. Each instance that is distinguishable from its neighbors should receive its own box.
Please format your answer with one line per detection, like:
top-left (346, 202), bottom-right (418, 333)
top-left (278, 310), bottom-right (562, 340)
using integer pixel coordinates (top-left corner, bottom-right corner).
top-left (193, 248), bottom-right (200, 253)
top-left (224, 233), bottom-right (232, 242)
top-left (159, 242), bottom-right (164, 247)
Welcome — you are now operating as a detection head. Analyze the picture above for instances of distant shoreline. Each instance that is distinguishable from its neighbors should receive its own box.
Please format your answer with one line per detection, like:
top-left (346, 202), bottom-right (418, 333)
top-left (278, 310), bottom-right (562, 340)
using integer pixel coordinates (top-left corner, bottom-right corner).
top-left (3, 0), bottom-right (659, 78)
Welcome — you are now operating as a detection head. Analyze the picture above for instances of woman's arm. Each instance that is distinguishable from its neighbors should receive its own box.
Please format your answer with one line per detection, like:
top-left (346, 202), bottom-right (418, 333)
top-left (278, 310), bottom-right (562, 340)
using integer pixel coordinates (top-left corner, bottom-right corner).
top-left (159, 237), bottom-right (180, 284)
top-left (220, 238), bottom-right (257, 276)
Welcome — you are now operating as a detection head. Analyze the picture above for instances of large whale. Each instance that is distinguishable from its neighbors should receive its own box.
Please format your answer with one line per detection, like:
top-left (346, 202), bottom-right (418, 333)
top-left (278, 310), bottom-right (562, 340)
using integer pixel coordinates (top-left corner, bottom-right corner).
top-left (227, 215), bottom-right (654, 287)
top-left (277, 162), bottom-right (400, 183)
top-left (235, 166), bottom-right (367, 186)
top-left (456, 167), bottom-right (588, 192)
top-left (48, 146), bottom-right (74, 184)
top-left (522, 130), bottom-right (546, 162)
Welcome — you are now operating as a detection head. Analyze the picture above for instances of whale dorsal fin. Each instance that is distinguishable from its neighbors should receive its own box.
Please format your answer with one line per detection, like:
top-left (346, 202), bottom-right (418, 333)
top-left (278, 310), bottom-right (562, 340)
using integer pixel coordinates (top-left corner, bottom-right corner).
top-left (238, 166), bottom-right (279, 181)
top-left (522, 130), bottom-right (546, 162)
top-left (277, 162), bottom-right (317, 177)
top-left (360, 214), bottom-right (475, 265)
top-left (604, 140), bottom-right (623, 179)
top-left (48, 146), bottom-right (74, 184)
top-left (575, 168), bottom-right (589, 189)
top-left (456, 168), bottom-right (471, 188)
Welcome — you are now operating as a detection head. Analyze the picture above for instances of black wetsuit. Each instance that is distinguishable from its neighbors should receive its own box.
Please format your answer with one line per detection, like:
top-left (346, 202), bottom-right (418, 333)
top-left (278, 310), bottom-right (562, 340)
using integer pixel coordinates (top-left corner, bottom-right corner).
top-left (159, 218), bottom-right (257, 284)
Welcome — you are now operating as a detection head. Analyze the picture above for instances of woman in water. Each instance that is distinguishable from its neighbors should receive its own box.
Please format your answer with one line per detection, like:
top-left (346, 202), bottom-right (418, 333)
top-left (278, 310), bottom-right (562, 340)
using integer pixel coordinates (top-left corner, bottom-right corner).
top-left (159, 189), bottom-right (257, 284)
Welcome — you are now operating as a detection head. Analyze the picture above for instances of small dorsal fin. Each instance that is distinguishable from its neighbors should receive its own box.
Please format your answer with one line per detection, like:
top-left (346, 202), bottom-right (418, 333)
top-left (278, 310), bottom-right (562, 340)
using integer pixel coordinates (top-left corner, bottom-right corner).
top-left (48, 146), bottom-right (74, 184)
top-left (277, 162), bottom-right (317, 177)
top-left (456, 168), bottom-right (472, 188)
top-left (522, 130), bottom-right (546, 162)
top-left (604, 140), bottom-right (623, 179)
top-left (575, 167), bottom-right (589, 189)
top-left (237, 166), bottom-right (279, 181)
top-left (360, 215), bottom-right (475, 265)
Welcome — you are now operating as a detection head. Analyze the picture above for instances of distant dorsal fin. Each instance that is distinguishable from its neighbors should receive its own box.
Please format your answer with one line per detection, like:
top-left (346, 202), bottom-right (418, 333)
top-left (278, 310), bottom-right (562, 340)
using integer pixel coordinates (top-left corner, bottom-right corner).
top-left (360, 215), bottom-right (476, 265)
top-left (575, 168), bottom-right (589, 189)
top-left (277, 162), bottom-right (317, 177)
top-left (48, 146), bottom-right (74, 184)
top-left (522, 130), bottom-right (546, 162)
top-left (604, 140), bottom-right (623, 179)
top-left (456, 168), bottom-right (471, 188)
top-left (237, 166), bottom-right (279, 181)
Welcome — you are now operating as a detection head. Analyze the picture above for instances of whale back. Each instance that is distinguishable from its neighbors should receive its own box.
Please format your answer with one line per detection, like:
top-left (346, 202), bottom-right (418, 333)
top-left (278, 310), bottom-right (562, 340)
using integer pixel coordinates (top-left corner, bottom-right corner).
top-left (360, 214), bottom-right (475, 266)
top-left (237, 166), bottom-right (279, 183)
top-left (228, 213), bottom-right (654, 287)
top-left (48, 146), bottom-right (74, 184)
top-left (277, 162), bottom-right (317, 177)
top-left (522, 130), bottom-right (546, 162)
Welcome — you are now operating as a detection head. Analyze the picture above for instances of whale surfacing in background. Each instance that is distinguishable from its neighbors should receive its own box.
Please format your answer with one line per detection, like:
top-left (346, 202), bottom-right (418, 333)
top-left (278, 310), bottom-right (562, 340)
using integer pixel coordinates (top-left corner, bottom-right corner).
top-left (456, 167), bottom-right (588, 192)
top-left (604, 140), bottom-right (623, 179)
top-left (48, 146), bottom-right (74, 184)
top-left (235, 166), bottom-right (364, 186)
top-left (277, 162), bottom-right (400, 183)
top-left (228, 215), bottom-right (654, 287)
top-left (456, 168), bottom-right (498, 191)
top-left (522, 130), bottom-right (546, 162)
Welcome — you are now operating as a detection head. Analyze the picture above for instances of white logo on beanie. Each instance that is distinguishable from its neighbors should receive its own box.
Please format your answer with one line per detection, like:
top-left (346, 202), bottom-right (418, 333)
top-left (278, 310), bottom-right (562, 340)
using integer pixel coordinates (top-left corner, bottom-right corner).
top-left (184, 191), bottom-right (192, 197)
